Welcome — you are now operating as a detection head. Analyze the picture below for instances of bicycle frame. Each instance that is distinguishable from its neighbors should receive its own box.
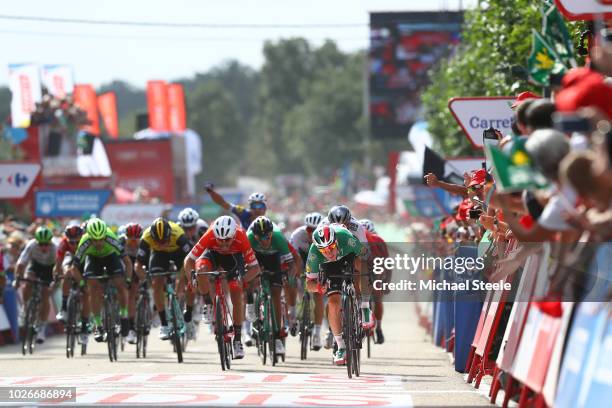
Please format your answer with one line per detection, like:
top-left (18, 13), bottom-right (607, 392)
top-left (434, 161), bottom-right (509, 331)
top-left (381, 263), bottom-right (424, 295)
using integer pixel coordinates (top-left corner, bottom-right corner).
top-left (253, 270), bottom-right (281, 365)
top-left (87, 274), bottom-right (120, 362)
top-left (19, 277), bottom-right (45, 356)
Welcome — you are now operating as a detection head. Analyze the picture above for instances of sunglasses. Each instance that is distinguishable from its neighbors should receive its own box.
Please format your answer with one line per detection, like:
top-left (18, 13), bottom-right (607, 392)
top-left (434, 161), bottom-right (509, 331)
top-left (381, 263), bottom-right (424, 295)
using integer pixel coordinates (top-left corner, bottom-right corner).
top-left (319, 242), bottom-right (338, 256)
top-left (250, 203), bottom-right (266, 210)
top-left (468, 184), bottom-right (483, 192)
top-left (255, 233), bottom-right (272, 241)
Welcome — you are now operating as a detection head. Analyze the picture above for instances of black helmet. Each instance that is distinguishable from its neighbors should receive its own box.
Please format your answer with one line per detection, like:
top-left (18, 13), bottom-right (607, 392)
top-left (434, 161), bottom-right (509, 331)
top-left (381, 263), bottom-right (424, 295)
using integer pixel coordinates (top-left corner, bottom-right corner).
top-left (328, 205), bottom-right (351, 225)
top-left (251, 216), bottom-right (274, 237)
top-left (151, 218), bottom-right (171, 242)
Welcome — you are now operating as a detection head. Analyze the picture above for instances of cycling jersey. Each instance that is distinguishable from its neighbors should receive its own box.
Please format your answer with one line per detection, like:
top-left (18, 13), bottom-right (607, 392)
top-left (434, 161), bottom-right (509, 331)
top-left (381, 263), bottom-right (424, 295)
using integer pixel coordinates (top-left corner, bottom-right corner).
top-left (188, 227), bottom-right (257, 267)
top-left (247, 226), bottom-right (293, 263)
top-left (320, 216), bottom-right (368, 248)
top-left (56, 237), bottom-right (78, 264)
top-left (290, 226), bottom-right (311, 255)
top-left (17, 239), bottom-right (57, 267)
top-left (119, 236), bottom-right (139, 260)
top-left (74, 228), bottom-right (124, 264)
top-left (230, 204), bottom-right (254, 229)
top-left (305, 224), bottom-right (362, 281)
top-left (140, 221), bottom-right (190, 253)
top-left (364, 230), bottom-right (389, 260)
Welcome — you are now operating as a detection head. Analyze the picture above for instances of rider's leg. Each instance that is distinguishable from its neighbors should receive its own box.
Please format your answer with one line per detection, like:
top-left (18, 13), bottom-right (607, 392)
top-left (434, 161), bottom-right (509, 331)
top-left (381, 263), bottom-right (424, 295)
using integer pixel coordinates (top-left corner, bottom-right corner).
top-left (113, 275), bottom-right (130, 337)
top-left (88, 280), bottom-right (102, 325)
top-left (284, 280), bottom-right (297, 326)
top-left (228, 281), bottom-right (244, 341)
top-left (313, 292), bottom-right (324, 337)
top-left (326, 293), bottom-right (345, 349)
top-left (128, 278), bottom-right (138, 331)
top-left (152, 276), bottom-right (167, 326)
top-left (271, 285), bottom-right (283, 336)
top-left (39, 286), bottom-right (50, 322)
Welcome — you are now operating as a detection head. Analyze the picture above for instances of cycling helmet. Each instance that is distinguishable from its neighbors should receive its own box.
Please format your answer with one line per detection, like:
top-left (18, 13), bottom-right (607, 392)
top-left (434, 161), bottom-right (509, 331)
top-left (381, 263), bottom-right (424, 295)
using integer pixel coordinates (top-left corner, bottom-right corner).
top-left (178, 207), bottom-right (199, 228)
top-left (248, 192), bottom-right (267, 204)
top-left (360, 218), bottom-right (376, 233)
top-left (251, 216), bottom-right (274, 237)
top-left (312, 224), bottom-right (336, 249)
top-left (125, 223), bottom-right (143, 239)
top-left (328, 205), bottom-right (351, 225)
top-left (117, 225), bottom-right (127, 237)
top-left (196, 218), bottom-right (209, 238)
top-left (304, 212), bottom-right (323, 229)
top-left (34, 226), bottom-right (53, 244)
top-left (150, 218), bottom-right (171, 242)
top-left (212, 216), bottom-right (237, 240)
top-left (64, 223), bottom-right (83, 240)
top-left (86, 218), bottom-right (107, 240)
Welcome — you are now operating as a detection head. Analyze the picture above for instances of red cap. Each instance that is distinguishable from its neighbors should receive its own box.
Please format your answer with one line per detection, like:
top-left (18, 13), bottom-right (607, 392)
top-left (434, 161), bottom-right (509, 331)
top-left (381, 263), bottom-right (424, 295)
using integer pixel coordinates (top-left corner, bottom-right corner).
top-left (468, 169), bottom-right (487, 188)
top-left (556, 70), bottom-right (612, 119)
top-left (511, 91), bottom-right (541, 108)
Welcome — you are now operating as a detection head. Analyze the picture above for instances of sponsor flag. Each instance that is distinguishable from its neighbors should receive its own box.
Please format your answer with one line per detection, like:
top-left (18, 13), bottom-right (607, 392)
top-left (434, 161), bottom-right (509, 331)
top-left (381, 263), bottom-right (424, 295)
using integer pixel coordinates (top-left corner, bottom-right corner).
top-left (527, 29), bottom-right (566, 86)
top-left (42, 65), bottom-right (74, 98)
top-left (8, 63), bottom-right (42, 128)
top-left (97, 92), bottom-right (119, 138)
top-left (542, 3), bottom-right (576, 67)
top-left (486, 138), bottom-right (548, 192)
top-left (146, 80), bottom-right (169, 131)
top-left (167, 83), bottom-right (187, 133)
top-left (73, 84), bottom-right (100, 135)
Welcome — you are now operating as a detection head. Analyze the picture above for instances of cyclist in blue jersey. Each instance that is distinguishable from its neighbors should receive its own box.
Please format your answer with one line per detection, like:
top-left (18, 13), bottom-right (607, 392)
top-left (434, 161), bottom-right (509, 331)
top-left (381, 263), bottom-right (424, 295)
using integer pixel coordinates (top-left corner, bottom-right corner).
top-left (204, 185), bottom-right (267, 230)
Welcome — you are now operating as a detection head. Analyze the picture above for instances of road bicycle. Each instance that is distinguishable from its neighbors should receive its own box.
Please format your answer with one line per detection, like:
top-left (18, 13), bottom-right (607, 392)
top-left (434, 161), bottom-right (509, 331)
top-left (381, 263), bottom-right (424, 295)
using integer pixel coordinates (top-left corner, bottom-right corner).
top-left (298, 288), bottom-right (314, 360)
top-left (252, 269), bottom-right (283, 366)
top-left (192, 269), bottom-right (233, 370)
top-left (64, 278), bottom-right (87, 358)
top-left (16, 277), bottom-right (45, 356)
top-left (155, 261), bottom-right (185, 363)
top-left (135, 277), bottom-right (152, 359)
top-left (87, 273), bottom-right (121, 362)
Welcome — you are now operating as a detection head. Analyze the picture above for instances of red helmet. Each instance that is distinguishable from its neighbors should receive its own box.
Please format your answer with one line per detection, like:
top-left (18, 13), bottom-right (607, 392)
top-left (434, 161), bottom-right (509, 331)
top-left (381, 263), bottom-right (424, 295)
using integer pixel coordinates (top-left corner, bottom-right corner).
top-left (125, 223), bottom-right (143, 239)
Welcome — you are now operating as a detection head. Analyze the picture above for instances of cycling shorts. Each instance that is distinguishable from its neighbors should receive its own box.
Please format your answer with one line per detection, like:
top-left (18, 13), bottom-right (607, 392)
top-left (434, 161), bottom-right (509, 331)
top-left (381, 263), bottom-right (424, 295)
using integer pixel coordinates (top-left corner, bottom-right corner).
top-left (256, 252), bottom-right (284, 288)
top-left (148, 250), bottom-right (185, 275)
top-left (195, 249), bottom-right (245, 282)
top-left (26, 261), bottom-right (54, 285)
top-left (81, 253), bottom-right (124, 278)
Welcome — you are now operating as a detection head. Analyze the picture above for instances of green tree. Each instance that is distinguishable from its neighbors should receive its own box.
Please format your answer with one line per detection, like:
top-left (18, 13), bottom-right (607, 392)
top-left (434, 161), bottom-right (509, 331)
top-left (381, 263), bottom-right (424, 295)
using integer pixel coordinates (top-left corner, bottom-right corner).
top-left (422, 0), bottom-right (585, 156)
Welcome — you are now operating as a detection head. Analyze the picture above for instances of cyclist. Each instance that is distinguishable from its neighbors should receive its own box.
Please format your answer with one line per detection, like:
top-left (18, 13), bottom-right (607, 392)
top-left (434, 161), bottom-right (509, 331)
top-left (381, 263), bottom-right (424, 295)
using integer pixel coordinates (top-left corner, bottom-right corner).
top-left (323, 205), bottom-right (373, 330)
top-left (305, 223), bottom-right (363, 365)
top-left (247, 216), bottom-right (295, 356)
top-left (205, 185), bottom-right (267, 230)
top-left (135, 218), bottom-right (191, 341)
top-left (14, 226), bottom-right (58, 344)
top-left (290, 212), bottom-right (325, 350)
top-left (196, 219), bottom-right (209, 240)
top-left (54, 222), bottom-right (84, 322)
top-left (360, 219), bottom-right (390, 344)
top-left (72, 218), bottom-right (133, 343)
top-left (183, 215), bottom-right (261, 359)
top-left (119, 223), bottom-right (144, 344)
top-left (54, 222), bottom-right (90, 345)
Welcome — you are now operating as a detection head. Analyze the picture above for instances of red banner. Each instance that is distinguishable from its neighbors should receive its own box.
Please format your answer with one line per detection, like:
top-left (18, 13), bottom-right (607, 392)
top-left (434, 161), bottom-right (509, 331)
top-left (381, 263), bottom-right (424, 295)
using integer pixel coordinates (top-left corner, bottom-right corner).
top-left (167, 83), bottom-right (187, 132)
top-left (104, 139), bottom-right (175, 202)
top-left (97, 92), bottom-right (119, 138)
top-left (73, 84), bottom-right (100, 135)
top-left (146, 80), bottom-right (169, 131)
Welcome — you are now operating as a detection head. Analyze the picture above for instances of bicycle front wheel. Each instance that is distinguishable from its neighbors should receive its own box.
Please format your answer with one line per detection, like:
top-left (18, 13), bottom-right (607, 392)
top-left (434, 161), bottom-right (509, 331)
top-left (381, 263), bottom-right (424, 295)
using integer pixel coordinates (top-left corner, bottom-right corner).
top-left (215, 296), bottom-right (227, 370)
top-left (300, 295), bottom-right (311, 360)
top-left (104, 299), bottom-right (116, 362)
top-left (22, 300), bottom-right (36, 356)
top-left (66, 296), bottom-right (77, 358)
top-left (343, 293), bottom-right (354, 378)
top-left (170, 297), bottom-right (183, 363)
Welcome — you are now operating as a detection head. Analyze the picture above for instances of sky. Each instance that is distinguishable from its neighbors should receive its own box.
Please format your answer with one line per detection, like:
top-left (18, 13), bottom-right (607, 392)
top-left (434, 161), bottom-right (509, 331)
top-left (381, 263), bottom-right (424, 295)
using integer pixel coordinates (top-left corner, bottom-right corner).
top-left (0, 0), bottom-right (476, 88)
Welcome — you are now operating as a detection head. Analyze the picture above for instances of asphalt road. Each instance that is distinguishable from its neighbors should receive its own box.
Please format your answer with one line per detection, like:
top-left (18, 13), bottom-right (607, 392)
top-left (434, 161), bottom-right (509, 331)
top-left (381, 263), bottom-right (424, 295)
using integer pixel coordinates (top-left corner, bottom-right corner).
top-left (0, 303), bottom-right (491, 407)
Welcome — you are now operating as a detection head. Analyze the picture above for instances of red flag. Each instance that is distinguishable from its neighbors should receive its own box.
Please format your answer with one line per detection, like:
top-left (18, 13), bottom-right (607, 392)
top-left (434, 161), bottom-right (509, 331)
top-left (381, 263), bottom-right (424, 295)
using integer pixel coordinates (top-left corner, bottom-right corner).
top-left (97, 92), bottom-right (119, 138)
top-left (167, 83), bottom-right (187, 132)
top-left (146, 80), bottom-right (169, 131)
top-left (73, 84), bottom-right (100, 135)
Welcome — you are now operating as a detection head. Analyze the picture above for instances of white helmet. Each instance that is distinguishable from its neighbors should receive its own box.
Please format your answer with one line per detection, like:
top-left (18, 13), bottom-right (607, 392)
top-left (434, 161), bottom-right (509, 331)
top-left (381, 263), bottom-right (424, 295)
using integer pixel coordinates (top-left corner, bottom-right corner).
top-left (178, 207), bottom-right (199, 228)
top-left (360, 218), bottom-right (376, 233)
top-left (248, 192), bottom-right (267, 204)
top-left (196, 218), bottom-right (209, 238)
top-left (212, 216), bottom-right (237, 240)
top-left (304, 212), bottom-right (323, 229)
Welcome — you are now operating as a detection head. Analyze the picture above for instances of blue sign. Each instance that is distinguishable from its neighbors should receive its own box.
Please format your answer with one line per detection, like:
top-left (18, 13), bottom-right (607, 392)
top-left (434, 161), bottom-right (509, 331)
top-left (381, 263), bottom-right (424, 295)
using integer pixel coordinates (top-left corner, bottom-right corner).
top-left (35, 189), bottom-right (111, 217)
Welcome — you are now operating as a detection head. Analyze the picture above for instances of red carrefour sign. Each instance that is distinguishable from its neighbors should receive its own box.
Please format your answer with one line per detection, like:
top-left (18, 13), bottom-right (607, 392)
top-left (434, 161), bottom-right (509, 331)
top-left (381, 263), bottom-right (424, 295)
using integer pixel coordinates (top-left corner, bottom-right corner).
top-left (105, 139), bottom-right (174, 202)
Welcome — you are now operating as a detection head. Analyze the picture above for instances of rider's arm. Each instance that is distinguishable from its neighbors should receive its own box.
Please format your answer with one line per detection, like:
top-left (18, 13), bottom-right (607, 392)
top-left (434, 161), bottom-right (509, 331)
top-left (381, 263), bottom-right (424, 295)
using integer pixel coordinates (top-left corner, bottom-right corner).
top-left (206, 187), bottom-right (232, 211)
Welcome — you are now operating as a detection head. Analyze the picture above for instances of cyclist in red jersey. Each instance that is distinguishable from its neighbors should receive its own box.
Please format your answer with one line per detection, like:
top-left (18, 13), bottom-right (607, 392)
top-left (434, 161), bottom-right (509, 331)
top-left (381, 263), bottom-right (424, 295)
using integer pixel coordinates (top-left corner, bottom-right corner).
top-left (361, 219), bottom-right (390, 344)
top-left (54, 223), bottom-right (86, 332)
top-left (183, 216), bottom-right (261, 359)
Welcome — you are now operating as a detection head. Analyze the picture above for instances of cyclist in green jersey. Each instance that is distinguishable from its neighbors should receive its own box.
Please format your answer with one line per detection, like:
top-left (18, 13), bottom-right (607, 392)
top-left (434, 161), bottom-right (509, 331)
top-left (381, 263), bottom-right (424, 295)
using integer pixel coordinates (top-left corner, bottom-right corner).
top-left (305, 223), bottom-right (363, 366)
top-left (72, 218), bottom-right (133, 343)
top-left (247, 216), bottom-right (296, 356)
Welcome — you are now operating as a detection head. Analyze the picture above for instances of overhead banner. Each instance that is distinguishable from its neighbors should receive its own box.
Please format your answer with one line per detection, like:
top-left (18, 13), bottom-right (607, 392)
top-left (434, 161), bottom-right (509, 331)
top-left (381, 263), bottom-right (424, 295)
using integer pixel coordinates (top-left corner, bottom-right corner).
top-left (73, 84), bottom-right (100, 135)
top-left (146, 80), bottom-right (169, 132)
top-left (167, 83), bottom-right (187, 133)
top-left (0, 163), bottom-right (41, 198)
top-left (35, 189), bottom-right (111, 217)
top-left (554, 0), bottom-right (612, 20)
top-left (101, 203), bottom-right (167, 227)
top-left (42, 65), bottom-right (74, 99)
top-left (8, 63), bottom-right (42, 128)
top-left (448, 97), bottom-right (516, 149)
top-left (369, 12), bottom-right (463, 138)
top-left (97, 92), bottom-right (119, 138)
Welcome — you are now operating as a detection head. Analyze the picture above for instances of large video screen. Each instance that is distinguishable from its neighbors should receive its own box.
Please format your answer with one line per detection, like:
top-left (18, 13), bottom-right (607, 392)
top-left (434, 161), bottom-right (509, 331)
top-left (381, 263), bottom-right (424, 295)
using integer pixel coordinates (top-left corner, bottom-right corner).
top-left (369, 12), bottom-right (463, 138)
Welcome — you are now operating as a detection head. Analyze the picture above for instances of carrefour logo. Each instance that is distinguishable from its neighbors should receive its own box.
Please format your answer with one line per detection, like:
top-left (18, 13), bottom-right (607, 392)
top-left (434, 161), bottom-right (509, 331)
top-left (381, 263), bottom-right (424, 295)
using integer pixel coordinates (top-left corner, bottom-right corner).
top-left (6, 172), bottom-right (29, 187)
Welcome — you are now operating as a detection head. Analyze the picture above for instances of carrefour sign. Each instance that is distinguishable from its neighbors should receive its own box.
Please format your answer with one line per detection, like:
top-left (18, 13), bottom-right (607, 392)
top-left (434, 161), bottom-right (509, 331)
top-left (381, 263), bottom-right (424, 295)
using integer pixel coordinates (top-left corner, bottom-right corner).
top-left (448, 97), bottom-right (516, 149)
